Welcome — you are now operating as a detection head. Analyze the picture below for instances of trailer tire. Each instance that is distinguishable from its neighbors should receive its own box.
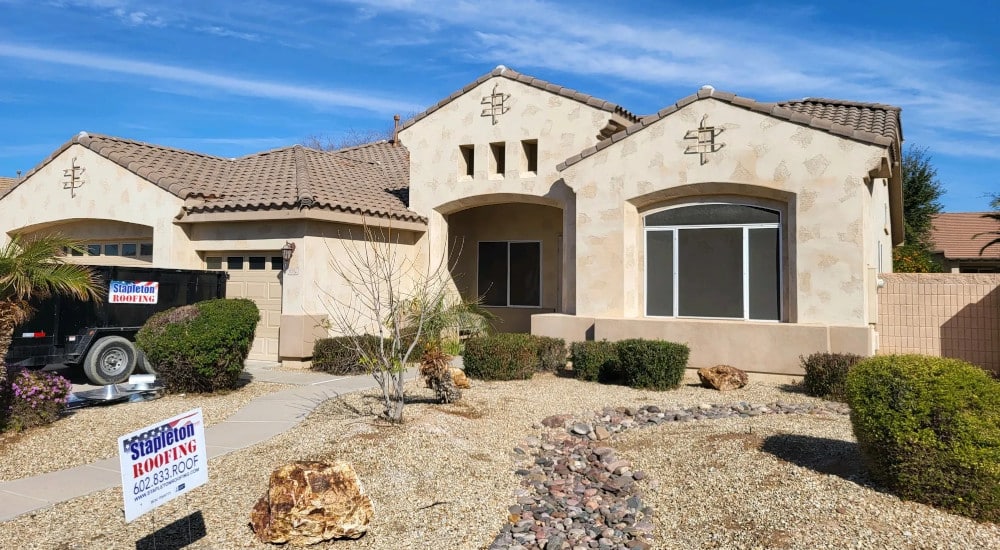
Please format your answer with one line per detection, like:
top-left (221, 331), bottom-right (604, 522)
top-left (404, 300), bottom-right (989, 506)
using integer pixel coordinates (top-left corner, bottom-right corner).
top-left (136, 350), bottom-right (158, 375)
top-left (83, 336), bottom-right (137, 385)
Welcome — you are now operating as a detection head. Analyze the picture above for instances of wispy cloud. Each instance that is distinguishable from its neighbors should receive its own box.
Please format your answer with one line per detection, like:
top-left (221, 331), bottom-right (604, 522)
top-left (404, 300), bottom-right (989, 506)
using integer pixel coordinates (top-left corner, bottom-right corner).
top-left (195, 25), bottom-right (260, 42)
top-left (0, 42), bottom-right (423, 114)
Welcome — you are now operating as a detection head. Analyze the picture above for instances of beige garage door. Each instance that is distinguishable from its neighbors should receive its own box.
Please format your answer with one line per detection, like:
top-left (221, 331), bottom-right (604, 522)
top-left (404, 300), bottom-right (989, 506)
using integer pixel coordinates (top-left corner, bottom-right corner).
top-left (205, 253), bottom-right (283, 362)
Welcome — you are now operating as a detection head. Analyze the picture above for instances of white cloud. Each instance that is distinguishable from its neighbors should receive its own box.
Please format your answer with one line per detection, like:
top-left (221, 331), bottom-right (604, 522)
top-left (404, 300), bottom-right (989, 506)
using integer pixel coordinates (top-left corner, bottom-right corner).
top-left (0, 42), bottom-right (423, 114)
top-left (195, 25), bottom-right (261, 42)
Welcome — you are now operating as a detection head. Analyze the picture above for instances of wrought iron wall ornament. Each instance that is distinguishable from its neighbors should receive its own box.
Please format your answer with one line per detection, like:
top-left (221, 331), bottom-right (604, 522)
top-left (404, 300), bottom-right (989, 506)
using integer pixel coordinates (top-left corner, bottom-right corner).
top-left (62, 157), bottom-right (86, 198)
top-left (684, 115), bottom-right (725, 165)
top-left (481, 83), bottom-right (511, 125)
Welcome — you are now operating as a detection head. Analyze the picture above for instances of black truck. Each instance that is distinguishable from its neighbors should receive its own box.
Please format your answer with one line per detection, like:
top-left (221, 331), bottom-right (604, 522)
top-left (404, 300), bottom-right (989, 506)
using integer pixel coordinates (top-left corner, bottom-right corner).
top-left (4, 266), bottom-right (227, 385)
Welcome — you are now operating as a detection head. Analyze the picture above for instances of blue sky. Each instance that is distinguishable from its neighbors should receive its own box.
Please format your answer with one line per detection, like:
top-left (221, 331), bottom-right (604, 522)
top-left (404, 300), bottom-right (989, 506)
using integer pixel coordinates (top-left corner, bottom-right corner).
top-left (0, 0), bottom-right (997, 211)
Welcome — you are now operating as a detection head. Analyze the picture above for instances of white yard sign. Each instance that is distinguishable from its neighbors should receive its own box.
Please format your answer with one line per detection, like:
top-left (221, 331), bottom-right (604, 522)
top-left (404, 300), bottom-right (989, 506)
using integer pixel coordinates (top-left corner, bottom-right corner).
top-left (118, 408), bottom-right (208, 522)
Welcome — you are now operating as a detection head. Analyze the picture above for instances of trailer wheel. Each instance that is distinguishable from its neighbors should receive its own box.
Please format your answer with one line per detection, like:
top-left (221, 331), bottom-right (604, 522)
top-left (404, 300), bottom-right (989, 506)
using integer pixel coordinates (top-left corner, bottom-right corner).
top-left (83, 336), bottom-right (137, 385)
top-left (136, 351), bottom-right (158, 375)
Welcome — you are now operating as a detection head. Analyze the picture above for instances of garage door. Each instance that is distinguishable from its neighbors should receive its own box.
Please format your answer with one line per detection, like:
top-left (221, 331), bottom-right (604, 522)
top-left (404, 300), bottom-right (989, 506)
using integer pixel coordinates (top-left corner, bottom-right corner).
top-left (205, 253), bottom-right (283, 362)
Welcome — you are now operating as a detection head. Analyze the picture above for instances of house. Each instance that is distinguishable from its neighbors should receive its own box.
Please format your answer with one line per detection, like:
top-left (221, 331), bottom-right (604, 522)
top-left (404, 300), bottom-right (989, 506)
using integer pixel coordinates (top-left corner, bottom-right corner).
top-left (0, 66), bottom-right (904, 374)
top-left (930, 212), bottom-right (1000, 273)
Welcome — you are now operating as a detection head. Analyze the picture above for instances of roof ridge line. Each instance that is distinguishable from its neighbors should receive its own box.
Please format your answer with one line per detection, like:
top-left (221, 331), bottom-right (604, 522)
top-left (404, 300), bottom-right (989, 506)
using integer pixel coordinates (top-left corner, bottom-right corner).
top-left (781, 97), bottom-right (902, 111)
top-left (293, 145), bottom-right (314, 207)
top-left (78, 132), bottom-right (231, 161)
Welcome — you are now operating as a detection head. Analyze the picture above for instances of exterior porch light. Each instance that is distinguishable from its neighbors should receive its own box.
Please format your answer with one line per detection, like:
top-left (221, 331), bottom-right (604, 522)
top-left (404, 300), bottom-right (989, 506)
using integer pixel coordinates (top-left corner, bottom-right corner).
top-left (281, 241), bottom-right (296, 271)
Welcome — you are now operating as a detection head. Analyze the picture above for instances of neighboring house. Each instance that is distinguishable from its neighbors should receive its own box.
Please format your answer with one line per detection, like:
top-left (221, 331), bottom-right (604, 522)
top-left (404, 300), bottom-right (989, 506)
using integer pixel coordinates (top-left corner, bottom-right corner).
top-left (929, 212), bottom-right (1000, 273)
top-left (0, 66), bottom-right (904, 374)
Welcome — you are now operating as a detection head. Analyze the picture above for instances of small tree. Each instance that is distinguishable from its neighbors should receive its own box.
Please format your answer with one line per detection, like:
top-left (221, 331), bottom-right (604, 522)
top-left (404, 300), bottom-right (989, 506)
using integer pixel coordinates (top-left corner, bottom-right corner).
top-left (320, 222), bottom-right (462, 423)
top-left (894, 146), bottom-right (945, 272)
top-left (0, 234), bottom-right (102, 385)
top-left (976, 194), bottom-right (1000, 254)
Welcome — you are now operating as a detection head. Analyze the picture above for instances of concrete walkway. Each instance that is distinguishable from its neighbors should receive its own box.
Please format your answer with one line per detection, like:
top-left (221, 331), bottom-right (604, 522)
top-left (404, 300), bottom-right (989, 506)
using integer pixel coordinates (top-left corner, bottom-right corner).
top-left (0, 363), bottom-right (417, 522)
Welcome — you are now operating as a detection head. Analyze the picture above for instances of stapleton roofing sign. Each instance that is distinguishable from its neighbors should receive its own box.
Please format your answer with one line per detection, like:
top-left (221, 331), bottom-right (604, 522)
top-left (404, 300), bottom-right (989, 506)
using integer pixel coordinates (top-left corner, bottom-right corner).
top-left (118, 408), bottom-right (208, 522)
top-left (108, 280), bottom-right (159, 304)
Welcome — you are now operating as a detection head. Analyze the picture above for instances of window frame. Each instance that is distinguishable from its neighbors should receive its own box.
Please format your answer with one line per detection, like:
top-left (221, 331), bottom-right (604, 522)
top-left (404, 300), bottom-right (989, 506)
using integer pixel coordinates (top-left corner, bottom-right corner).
top-left (643, 203), bottom-right (782, 322)
top-left (477, 240), bottom-right (543, 308)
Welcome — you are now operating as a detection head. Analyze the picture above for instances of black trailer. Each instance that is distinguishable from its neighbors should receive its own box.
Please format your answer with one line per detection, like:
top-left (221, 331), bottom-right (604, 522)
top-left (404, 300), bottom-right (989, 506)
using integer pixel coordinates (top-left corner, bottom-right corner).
top-left (4, 266), bottom-right (227, 385)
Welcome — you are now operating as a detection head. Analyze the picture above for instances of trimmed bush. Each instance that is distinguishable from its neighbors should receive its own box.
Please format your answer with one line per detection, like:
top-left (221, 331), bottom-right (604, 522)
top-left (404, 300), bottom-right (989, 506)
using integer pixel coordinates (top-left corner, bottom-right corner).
top-left (311, 335), bottom-right (386, 375)
top-left (464, 333), bottom-right (538, 381)
top-left (845, 354), bottom-right (1000, 522)
top-left (3, 369), bottom-right (72, 432)
top-left (615, 338), bottom-right (689, 390)
top-left (801, 352), bottom-right (863, 402)
top-left (570, 341), bottom-right (619, 382)
top-left (535, 336), bottom-right (568, 372)
top-left (136, 298), bottom-right (259, 393)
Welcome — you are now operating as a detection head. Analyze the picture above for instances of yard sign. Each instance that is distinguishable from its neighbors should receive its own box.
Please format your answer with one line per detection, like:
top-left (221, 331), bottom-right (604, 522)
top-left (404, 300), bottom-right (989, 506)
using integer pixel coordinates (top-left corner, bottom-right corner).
top-left (118, 408), bottom-right (208, 522)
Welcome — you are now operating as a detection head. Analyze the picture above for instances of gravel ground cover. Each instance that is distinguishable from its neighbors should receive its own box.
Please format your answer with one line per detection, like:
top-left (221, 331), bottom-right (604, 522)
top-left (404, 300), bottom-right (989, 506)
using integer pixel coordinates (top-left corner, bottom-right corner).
top-left (0, 372), bottom-right (996, 549)
top-left (0, 380), bottom-right (290, 481)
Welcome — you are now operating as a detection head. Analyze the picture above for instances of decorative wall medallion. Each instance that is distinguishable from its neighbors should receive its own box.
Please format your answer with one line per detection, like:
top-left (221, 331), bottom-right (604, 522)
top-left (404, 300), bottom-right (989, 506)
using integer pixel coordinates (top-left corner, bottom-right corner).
top-left (481, 83), bottom-right (511, 125)
top-left (684, 115), bottom-right (725, 164)
top-left (62, 157), bottom-right (86, 198)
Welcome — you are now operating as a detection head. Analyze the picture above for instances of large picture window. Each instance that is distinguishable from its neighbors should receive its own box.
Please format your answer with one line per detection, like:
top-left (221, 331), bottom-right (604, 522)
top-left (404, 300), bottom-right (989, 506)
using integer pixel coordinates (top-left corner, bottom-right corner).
top-left (645, 203), bottom-right (780, 321)
top-left (478, 241), bottom-right (541, 307)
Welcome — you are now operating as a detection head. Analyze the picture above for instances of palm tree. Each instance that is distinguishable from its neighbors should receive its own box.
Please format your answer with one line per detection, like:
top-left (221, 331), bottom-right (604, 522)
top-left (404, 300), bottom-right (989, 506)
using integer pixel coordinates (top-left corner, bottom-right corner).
top-left (977, 195), bottom-right (1000, 255)
top-left (0, 234), bottom-right (103, 384)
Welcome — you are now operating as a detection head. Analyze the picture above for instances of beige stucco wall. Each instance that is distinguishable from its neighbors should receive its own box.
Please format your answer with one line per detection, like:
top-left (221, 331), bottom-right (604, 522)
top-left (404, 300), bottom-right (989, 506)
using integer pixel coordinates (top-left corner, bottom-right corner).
top-left (561, 97), bottom-right (890, 327)
top-left (399, 74), bottom-right (626, 316)
top-left (0, 144), bottom-right (199, 268)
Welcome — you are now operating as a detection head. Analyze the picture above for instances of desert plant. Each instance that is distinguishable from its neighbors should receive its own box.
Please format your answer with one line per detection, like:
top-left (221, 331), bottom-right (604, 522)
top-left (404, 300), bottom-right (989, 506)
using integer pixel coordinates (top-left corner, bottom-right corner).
top-left (534, 336), bottom-right (567, 372)
top-left (615, 338), bottom-right (689, 390)
top-left (136, 298), bottom-right (259, 393)
top-left (845, 354), bottom-right (1000, 522)
top-left (311, 335), bottom-right (384, 376)
top-left (4, 369), bottom-right (72, 432)
top-left (0, 234), bottom-right (102, 388)
top-left (463, 333), bottom-right (538, 381)
top-left (570, 341), bottom-right (620, 382)
top-left (800, 352), bottom-right (863, 402)
top-left (419, 343), bottom-right (460, 404)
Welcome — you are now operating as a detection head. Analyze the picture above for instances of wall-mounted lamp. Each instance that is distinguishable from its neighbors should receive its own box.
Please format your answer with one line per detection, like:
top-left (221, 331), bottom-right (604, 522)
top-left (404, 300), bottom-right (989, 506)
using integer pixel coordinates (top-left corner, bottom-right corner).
top-left (281, 241), bottom-right (296, 271)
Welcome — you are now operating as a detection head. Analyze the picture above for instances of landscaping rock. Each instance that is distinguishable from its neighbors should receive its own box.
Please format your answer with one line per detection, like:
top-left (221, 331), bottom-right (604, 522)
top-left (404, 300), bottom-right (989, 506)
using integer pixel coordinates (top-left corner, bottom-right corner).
top-left (450, 367), bottom-right (471, 389)
top-left (697, 365), bottom-right (749, 391)
top-left (250, 461), bottom-right (373, 545)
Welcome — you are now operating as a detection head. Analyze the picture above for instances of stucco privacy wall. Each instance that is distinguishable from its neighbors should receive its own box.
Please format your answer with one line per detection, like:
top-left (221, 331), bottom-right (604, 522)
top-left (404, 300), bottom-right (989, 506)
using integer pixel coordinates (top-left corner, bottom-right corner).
top-left (0, 144), bottom-right (199, 268)
top-left (877, 273), bottom-right (1000, 375)
top-left (399, 74), bottom-right (625, 315)
top-left (561, 97), bottom-right (890, 326)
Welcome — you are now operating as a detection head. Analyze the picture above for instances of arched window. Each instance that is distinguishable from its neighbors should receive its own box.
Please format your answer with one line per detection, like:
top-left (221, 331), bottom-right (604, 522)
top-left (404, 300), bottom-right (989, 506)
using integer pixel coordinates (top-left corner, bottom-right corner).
top-left (645, 203), bottom-right (781, 320)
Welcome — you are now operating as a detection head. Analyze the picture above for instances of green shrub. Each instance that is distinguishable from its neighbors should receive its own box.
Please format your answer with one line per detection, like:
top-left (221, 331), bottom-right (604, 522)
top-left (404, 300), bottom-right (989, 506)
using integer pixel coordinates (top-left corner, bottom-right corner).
top-left (464, 333), bottom-right (538, 381)
top-left (311, 335), bottom-right (387, 375)
top-left (4, 369), bottom-right (72, 432)
top-left (136, 298), bottom-right (259, 393)
top-left (615, 338), bottom-right (689, 390)
top-left (570, 341), bottom-right (620, 382)
top-left (845, 354), bottom-right (1000, 522)
top-left (535, 336), bottom-right (567, 372)
top-left (801, 352), bottom-right (863, 402)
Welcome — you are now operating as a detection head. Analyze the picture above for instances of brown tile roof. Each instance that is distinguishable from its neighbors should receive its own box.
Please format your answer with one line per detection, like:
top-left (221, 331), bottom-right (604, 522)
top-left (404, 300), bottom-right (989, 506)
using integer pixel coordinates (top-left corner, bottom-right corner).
top-left (930, 212), bottom-right (1000, 259)
top-left (399, 65), bottom-right (640, 132)
top-left (0, 176), bottom-right (16, 195)
top-left (1, 132), bottom-right (422, 223)
top-left (558, 87), bottom-right (901, 170)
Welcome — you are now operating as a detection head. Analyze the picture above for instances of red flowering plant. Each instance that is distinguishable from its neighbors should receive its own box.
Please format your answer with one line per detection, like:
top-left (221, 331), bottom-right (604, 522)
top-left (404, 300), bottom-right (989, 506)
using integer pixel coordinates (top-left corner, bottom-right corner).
top-left (5, 369), bottom-right (73, 431)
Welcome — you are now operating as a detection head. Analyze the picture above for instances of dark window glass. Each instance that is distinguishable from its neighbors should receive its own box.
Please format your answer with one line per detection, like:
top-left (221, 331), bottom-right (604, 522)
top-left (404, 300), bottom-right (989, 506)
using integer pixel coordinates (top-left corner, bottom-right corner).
top-left (248, 256), bottom-right (266, 270)
top-left (71, 247), bottom-right (83, 256)
top-left (645, 204), bottom-right (779, 226)
top-left (749, 228), bottom-right (780, 320)
top-left (677, 228), bottom-right (743, 317)
top-left (104, 244), bottom-right (119, 256)
top-left (122, 243), bottom-right (137, 257)
top-left (87, 244), bottom-right (101, 256)
top-left (509, 242), bottom-right (540, 307)
top-left (227, 256), bottom-right (244, 270)
top-left (646, 230), bottom-right (674, 316)
top-left (478, 242), bottom-right (508, 306)
top-left (271, 256), bottom-right (283, 270)
top-left (206, 257), bottom-right (222, 270)
top-left (139, 243), bottom-right (153, 256)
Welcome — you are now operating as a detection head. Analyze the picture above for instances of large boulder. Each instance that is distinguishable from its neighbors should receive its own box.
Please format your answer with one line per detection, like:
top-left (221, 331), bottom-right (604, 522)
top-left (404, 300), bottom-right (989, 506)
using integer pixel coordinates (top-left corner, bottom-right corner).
top-left (697, 365), bottom-right (748, 391)
top-left (250, 461), bottom-right (373, 546)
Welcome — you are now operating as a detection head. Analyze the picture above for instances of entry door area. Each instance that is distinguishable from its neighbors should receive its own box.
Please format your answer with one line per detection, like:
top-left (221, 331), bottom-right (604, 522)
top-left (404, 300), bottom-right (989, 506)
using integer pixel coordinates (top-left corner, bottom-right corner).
top-left (206, 253), bottom-right (283, 361)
